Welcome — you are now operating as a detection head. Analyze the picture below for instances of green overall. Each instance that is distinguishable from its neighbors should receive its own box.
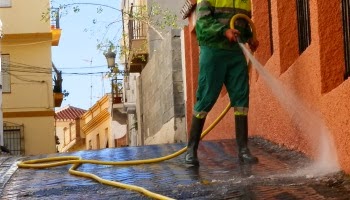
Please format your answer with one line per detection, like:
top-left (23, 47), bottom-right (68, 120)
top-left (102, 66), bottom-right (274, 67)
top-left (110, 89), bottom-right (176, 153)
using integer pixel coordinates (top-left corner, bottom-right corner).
top-left (194, 47), bottom-right (249, 112)
top-left (194, 0), bottom-right (253, 117)
top-left (185, 0), bottom-right (259, 166)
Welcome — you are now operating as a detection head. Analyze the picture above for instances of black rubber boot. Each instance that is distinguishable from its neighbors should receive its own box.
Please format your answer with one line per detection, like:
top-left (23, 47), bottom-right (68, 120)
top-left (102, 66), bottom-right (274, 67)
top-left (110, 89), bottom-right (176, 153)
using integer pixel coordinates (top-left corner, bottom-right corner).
top-left (185, 116), bottom-right (206, 165)
top-left (235, 115), bottom-right (258, 164)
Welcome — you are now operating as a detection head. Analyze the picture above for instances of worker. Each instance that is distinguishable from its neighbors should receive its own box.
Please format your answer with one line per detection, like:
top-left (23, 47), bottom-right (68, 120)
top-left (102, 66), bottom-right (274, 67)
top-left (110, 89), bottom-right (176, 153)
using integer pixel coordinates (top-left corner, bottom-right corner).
top-left (185, 0), bottom-right (259, 165)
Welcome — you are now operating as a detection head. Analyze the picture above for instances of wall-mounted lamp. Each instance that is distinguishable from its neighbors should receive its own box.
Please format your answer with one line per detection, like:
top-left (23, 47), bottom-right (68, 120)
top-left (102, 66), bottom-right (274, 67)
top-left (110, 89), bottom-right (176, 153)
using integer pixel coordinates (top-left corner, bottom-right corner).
top-left (104, 49), bottom-right (116, 69)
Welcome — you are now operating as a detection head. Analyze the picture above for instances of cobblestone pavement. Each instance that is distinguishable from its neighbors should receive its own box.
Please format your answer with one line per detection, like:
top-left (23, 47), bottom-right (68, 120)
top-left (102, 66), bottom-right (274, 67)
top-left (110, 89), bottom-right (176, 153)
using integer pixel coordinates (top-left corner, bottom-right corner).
top-left (1, 138), bottom-right (350, 200)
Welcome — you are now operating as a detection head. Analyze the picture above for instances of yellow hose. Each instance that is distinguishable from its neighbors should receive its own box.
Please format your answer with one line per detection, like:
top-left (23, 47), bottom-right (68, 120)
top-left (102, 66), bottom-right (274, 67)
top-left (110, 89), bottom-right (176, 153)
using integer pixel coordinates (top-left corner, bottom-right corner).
top-left (17, 104), bottom-right (232, 200)
top-left (229, 13), bottom-right (257, 43)
top-left (18, 14), bottom-right (257, 200)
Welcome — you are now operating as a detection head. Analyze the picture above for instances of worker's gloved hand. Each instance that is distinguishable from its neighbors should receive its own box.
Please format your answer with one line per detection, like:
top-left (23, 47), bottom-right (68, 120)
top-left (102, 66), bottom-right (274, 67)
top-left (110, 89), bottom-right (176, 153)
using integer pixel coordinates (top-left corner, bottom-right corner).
top-left (225, 29), bottom-right (240, 42)
top-left (248, 38), bottom-right (259, 52)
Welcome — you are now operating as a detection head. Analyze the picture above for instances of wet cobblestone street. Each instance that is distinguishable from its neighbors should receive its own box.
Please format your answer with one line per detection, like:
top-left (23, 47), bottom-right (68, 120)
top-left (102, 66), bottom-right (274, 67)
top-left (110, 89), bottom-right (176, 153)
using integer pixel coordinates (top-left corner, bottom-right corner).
top-left (1, 138), bottom-right (350, 199)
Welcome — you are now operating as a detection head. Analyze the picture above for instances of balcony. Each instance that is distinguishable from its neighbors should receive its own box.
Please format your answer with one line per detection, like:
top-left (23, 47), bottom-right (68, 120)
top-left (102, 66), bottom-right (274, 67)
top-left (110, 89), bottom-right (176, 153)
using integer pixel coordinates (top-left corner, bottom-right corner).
top-left (128, 4), bottom-right (148, 73)
top-left (51, 8), bottom-right (61, 46)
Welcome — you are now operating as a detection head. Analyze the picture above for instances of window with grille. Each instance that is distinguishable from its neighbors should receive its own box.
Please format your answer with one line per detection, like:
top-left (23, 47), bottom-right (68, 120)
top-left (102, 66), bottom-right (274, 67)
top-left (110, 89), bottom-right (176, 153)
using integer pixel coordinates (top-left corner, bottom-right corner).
top-left (268, 0), bottom-right (274, 55)
top-left (1, 54), bottom-right (11, 93)
top-left (342, 0), bottom-right (350, 79)
top-left (3, 124), bottom-right (24, 155)
top-left (0, 0), bottom-right (11, 7)
top-left (296, 0), bottom-right (311, 54)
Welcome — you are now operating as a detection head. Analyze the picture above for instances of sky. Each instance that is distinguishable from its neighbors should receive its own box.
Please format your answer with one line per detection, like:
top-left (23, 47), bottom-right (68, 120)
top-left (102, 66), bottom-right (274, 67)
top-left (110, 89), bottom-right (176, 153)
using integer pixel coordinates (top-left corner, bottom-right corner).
top-left (51, 0), bottom-right (123, 110)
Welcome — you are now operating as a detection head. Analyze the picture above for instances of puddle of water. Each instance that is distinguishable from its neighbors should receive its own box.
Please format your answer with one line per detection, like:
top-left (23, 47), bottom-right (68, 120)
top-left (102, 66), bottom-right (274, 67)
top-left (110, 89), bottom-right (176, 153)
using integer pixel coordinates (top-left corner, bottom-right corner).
top-left (239, 43), bottom-right (340, 176)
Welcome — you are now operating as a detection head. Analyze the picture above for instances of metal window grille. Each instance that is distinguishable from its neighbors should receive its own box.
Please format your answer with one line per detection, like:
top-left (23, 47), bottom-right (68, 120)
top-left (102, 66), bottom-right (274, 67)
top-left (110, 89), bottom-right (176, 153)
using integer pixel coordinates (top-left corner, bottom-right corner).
top-left (268, 0), bottom-right (274, 55)
top-left (342, 0), bottom-right (350, 79)
top-left (3, 125), bottom-right (24, 155)
top-left (296, 0), bottom-right (311, 54)
top-left (128, 4), bottom-right (147, 42)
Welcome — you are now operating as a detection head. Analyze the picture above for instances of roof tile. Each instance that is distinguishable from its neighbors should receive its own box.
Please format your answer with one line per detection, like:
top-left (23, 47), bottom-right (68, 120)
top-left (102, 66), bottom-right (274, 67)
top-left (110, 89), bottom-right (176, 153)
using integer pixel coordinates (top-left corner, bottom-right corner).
top-left (55, 105), bottom-right (86, 120)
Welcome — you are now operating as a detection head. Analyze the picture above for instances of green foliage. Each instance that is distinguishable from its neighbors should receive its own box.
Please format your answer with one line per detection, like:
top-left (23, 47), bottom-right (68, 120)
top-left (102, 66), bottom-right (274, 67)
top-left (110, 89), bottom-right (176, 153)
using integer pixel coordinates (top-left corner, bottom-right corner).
top-left (63, 89), bottom-right (70, 100)
top-left (149, 2), bottom-right (179, 30)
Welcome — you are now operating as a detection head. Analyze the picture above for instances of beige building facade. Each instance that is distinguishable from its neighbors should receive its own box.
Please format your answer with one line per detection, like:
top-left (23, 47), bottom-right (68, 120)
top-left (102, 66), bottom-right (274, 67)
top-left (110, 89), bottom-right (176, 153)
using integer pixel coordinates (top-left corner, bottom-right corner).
top-left (82, 94), bottom-right (127, 150)
top-left (55, 105), bottom-right (86, 152)
top-left (0, 0), bottom-right (61, 155)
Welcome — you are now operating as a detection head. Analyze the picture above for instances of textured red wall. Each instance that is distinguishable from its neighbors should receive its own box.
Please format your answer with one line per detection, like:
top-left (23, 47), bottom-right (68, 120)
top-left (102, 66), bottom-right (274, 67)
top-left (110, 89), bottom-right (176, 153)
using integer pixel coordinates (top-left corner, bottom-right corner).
top-left (249, 0), bottom-right (349, 173)
top-left (184, 0), bottom-right (350, 173)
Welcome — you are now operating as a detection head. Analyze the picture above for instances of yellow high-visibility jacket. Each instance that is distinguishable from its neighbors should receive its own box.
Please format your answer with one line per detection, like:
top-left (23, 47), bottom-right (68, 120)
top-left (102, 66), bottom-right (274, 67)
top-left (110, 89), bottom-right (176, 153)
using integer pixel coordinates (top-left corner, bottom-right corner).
top-left (196, 0), bottom-right (253, 51)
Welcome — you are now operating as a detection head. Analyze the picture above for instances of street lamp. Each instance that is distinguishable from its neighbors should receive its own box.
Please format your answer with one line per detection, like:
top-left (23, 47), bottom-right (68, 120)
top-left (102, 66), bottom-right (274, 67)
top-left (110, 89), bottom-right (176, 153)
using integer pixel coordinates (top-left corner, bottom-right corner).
top-left (104, 49), bottom-right (122, 105)
top-left (104, 49), bottom-right (116, 70)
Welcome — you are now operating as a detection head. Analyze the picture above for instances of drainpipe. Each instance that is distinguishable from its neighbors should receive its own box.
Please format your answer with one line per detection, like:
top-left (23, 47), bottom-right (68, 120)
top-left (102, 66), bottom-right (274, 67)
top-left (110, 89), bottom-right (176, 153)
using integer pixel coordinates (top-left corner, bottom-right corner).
top-left (0, 18), bottom-right (3, 146)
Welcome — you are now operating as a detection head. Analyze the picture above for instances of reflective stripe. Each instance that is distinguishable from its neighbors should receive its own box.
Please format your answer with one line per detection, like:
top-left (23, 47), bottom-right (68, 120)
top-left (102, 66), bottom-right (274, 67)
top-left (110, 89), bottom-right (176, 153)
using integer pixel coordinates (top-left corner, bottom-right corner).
top-left (234, 111), bottom-right (247, 116)
top-left (218, 18), bottom-right (230, 24)
top-left (196, 6), bottom-right (212, 18)
top-left (194, 111), bottom-right (208, 119)
top-left (234, 107), bottom-right (248, 115)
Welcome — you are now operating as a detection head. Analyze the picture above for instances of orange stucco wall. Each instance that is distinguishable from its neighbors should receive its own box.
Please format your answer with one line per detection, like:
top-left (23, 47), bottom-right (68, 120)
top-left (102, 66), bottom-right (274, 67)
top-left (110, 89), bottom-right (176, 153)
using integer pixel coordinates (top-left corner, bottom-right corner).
top-left (184, 0), bottom-right (350, 173)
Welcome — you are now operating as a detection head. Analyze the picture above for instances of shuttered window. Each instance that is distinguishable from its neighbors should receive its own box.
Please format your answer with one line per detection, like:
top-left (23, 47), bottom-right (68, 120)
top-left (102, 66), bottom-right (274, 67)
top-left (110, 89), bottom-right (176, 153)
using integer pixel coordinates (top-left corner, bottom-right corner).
top-left (296, 0), bottom-right (311, 54)
top-left (1, 54), bottom-right (11, 93)
top-left (343, 0), bottom-right (350, 79)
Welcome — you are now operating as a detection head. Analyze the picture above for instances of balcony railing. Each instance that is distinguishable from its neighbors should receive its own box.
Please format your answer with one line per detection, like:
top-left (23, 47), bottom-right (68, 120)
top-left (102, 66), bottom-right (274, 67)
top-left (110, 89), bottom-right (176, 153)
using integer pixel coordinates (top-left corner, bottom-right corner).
top-left (112, 78), bottom-right (124, 105)
top-left (128, 4), bottom-right (147, 41)
top-left (127, 4), bottom-right (148, 73)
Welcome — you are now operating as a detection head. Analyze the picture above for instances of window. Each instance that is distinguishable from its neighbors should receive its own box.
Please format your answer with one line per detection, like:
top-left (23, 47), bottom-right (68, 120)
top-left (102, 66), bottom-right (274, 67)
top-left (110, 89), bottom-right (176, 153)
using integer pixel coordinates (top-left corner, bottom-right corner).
top-left (1, 54), bottom-right (11, 93)
top-left (342, 0), bottom-right (350, 79)
top-left (268, 0), bottom-right (274, 55)
top-left (0, 0), bottom-right (11, 7)
top-left (96, 134), bottom-right (100, 149)
top-left (3, 124), bottom-right (24, 155)
top-left (88, 140), bottom-right (92, 150)
top-left (296, 0), bottom-right (311, 54)
top-left (63, 127), bottom-right (68, 145)
top-left (105, 128), bottom-right (109, 148)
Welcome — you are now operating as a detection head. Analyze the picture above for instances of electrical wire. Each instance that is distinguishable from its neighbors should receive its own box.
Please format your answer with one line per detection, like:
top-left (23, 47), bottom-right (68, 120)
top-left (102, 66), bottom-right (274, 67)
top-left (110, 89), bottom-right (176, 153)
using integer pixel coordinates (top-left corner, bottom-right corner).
top-left (6, 71), bottom-right (45, 83)
top-left (2, 62), bottom-right (111, 75)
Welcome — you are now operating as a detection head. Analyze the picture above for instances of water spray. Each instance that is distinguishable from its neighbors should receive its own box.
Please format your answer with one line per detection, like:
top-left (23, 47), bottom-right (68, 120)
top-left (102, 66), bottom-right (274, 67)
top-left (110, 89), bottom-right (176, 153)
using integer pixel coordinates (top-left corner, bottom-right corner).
top-left (231, 14), bottom-right (340, 176)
